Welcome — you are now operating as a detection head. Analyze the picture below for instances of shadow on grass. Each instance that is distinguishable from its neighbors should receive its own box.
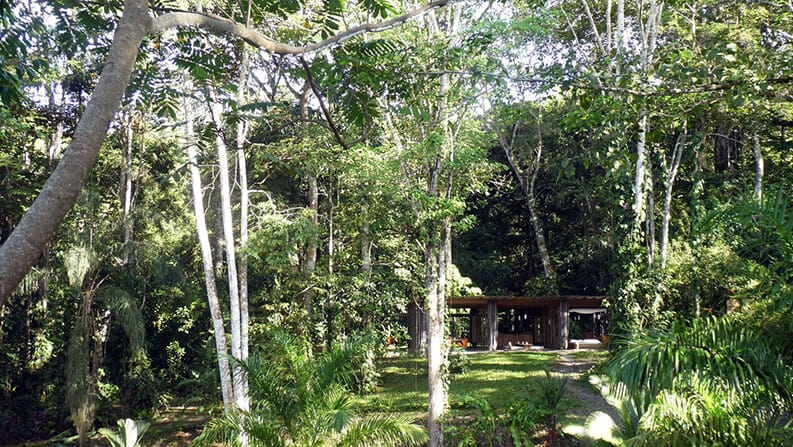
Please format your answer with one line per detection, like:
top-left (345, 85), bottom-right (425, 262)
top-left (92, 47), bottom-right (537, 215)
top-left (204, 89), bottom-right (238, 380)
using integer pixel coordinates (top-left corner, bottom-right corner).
top-left (363, 351), bottom-right (560, 415)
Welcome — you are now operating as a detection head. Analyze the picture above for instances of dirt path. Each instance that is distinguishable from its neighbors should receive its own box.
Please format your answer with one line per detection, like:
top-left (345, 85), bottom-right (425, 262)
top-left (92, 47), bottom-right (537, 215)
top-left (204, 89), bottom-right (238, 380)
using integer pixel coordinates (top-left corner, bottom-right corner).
top-left (550, 351), bottom-right (620, 426)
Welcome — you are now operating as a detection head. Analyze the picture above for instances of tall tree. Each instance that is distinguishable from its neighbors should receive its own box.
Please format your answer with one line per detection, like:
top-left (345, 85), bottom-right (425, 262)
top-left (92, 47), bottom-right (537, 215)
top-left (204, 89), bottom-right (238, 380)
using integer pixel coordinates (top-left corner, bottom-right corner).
top-left (184, 89), bottom-right (235, 413)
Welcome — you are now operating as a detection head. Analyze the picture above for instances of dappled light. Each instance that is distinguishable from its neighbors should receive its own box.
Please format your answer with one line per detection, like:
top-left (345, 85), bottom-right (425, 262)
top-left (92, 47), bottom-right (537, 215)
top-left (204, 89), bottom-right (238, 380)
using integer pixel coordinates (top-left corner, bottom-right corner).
top-left (1, 0), bottom-right (791, 446)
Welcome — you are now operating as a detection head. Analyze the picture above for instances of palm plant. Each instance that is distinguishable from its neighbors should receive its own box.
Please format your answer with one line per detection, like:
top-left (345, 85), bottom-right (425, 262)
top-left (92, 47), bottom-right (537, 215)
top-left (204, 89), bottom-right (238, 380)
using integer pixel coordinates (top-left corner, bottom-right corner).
top-left (194, 331), bottom-right (427, 446)
top-left (537, 367), bottom-right (568, 446)
top-left (567, 317), bottom-right (793, 446)
top-left (99, 418), bottom-right (150, 447)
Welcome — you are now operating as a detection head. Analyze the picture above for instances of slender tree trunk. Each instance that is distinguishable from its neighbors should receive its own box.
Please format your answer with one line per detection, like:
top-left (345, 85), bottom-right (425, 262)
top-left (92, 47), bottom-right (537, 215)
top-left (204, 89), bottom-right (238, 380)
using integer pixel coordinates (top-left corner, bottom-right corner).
top-left (646, 166), bottom-right (656, 267)
top-left (360, 197), bottom-right (372, 274)
top-left (633, 113), bottom-right (649, 234)
top-left (213, 192), bottom-right (225, 275)
top-left (496, 117), bottom-right (556, 284)
top-left (753, 131), bottom-right (763, 202)
top-left (47, 87), bottom-right (64, 162)
top-left (660, 125), bottom-right (686, 269)
top-left (122, 113), bottom-right (134, 265)
top-left (328, 183), bottom-right (335, 276)
top-left (209, 99), bottom-right (247, 416)
top-left (305, 174), bottom-right (318, 315)
top-left (616, 0), bottom-right (625, 53)
top-left (427, 15), bottom-right (456, 440)
top-left (300, 83), bottom-right (318, 316)
top-left (528, 114), bottom-right (555, 284)
top-left (580, 0), bottom-right (604, 54)
top-left (606, 0), bottom-right (613, 52)
top-left (235, 23), bottom-right (251, 415)
top-left (634, 0), bottom-right (663, 259)
top-left (185, 94), bottom-right (234, 413)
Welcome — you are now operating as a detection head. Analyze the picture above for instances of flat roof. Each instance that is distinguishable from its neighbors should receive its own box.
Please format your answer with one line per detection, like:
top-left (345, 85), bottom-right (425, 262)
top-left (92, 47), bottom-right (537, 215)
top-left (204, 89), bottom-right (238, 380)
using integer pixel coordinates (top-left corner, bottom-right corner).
top-left (448, 295), bottom-right (605, 309)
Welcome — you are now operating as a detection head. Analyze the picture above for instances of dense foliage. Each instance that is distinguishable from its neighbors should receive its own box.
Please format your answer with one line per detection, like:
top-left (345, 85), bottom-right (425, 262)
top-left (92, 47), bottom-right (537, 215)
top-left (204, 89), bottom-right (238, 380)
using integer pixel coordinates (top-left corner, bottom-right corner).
top-left (0, 0), bottom-right (791, 445)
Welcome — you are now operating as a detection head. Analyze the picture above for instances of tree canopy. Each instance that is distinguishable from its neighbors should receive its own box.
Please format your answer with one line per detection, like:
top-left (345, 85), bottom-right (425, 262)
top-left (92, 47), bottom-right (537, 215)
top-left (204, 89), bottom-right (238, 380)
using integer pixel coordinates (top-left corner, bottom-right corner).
top-left (0, 0), bottom-right (792, 445)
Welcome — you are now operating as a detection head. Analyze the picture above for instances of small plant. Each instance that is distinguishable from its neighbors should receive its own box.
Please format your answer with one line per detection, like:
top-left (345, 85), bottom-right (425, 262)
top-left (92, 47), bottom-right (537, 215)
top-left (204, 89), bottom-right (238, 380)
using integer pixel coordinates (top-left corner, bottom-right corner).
top-left (445, 394), bottom-right (541, 447)
top-left (537, 368), bottom-right (568, 446)
top-left (448, 344), bottom-right (472, 375)
top-left (450, 394), bottom-right (501, 446)
top-left (537, 368), bottom-right (568, 412)
top-left (504, 400), bottom-right (541, 447)
top-left (99, 418), bottom-right (150, 447)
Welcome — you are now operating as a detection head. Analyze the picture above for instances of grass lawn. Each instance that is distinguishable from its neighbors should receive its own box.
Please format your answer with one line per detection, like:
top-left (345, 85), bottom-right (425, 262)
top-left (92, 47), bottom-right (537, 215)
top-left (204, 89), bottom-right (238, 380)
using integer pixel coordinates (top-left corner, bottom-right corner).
top-left (360, 350), bottom-right (559, 417)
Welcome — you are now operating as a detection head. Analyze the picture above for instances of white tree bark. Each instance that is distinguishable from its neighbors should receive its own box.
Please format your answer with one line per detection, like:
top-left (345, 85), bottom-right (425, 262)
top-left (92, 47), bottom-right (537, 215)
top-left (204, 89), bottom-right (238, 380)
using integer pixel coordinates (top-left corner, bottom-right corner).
top-left (646, 163), bottom-right (656, 267)
top-left (360, 197), bottom-right (373, 274)
top-left (633, 0), bottom-right (664, 252)
top-left (235, 21), bottom-right (251, 413)
top-left (660, 124), bottom-right (686, 269)
top-left (426, 7), bottom-right (460, 444)
top-left (633, 113), bottom-right (649, 232)
top-left (616, 0), bottom-right (625, 53)
top-left (209, 99), bottom-right (247, 415)
top-left (753, 131), bottom-right (763, 202)
top-left (185, 93), bottom-right (234, 413)
top-left (122, 112), bottom-right (135, 265)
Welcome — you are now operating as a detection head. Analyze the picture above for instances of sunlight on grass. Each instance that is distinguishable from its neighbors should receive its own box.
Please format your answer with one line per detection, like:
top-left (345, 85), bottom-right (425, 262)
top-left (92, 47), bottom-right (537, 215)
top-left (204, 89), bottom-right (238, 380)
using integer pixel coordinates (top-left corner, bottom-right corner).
top-left (360, 351), bottom-right (559, 417)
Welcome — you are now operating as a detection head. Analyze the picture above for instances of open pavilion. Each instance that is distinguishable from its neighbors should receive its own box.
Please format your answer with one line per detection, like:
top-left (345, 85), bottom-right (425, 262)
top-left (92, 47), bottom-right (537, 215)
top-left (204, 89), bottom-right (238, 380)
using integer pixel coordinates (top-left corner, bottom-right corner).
top-left (407, 295), bottom-right (608, 351)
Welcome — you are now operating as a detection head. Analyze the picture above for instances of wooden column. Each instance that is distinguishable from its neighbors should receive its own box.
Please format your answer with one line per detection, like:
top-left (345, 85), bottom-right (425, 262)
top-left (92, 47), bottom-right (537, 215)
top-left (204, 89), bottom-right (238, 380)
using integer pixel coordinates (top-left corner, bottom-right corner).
top-left (488, 299), bottom-right (498, 351)
top-left (470, 308), bottom-right (482, 346)
top-left (407, 301), bottom-right (427, 355)
top-left (559, 298), bottom-right (569, 350)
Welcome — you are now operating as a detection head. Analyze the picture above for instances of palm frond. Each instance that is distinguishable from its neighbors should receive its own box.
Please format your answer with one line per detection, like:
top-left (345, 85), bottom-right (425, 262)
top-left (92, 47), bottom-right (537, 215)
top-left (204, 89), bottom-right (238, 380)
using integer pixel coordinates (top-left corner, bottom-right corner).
top-left (96, 286), bottom-right (147, 365)
top-left (337, 414), bottom-right (427, 447)
top-left (607, 316), bottom-right (792, 402)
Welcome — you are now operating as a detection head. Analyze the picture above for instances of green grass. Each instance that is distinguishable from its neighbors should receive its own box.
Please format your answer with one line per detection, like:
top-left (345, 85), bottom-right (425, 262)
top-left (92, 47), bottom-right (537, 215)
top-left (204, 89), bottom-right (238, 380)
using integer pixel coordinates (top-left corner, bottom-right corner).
top-left (360, 351), bottom-right (558, 417)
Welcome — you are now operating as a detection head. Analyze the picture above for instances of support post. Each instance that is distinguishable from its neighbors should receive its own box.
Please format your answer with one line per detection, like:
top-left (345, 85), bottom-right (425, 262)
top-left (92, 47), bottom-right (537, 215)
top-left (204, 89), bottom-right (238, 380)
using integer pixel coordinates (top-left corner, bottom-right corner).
top-left (488, 299), bottom-right (498, 351)
top-left (407, 301), bottom-right (428, 355)
top-left (559, 299), bottom-right (569, 350)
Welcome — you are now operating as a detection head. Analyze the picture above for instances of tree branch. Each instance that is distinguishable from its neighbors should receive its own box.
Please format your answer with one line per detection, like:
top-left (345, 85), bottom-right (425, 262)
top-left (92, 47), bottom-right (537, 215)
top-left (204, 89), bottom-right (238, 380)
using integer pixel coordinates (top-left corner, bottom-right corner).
top-left (151, 0), bottom-right (454, 55)
top-left (299, 57), bottom-right (370, 150)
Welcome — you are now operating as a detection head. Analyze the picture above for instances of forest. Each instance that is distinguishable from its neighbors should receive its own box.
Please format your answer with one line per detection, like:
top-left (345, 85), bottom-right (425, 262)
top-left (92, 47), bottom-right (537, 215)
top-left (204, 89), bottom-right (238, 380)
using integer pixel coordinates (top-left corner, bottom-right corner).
top-left (1, 0), bottom-right (792, 445)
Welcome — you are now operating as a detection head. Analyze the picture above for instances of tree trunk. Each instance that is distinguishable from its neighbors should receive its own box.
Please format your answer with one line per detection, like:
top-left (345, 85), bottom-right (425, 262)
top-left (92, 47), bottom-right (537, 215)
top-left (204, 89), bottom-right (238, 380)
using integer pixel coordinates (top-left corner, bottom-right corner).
top-left (753, 131), bottom-right (763, 202)
top-left (425, 236), bottom-right (444, 447)
top-left (633, 113), bottom-right (649, 235)
top-left (634, 0), bottom-right (663, 260)
top-left (496, 117), bottom-right (556, 285)
top-left (185, 93), bottom-right (234, 413)
top-left (300, 82), bottom-right (318, 316)
top-left (209, 98), bottom-right (247, 415)
top-left (646, 166), bottom-right (656, 267)
top-left (527, 114), bottom-right (555, 284)
top-left (660, 125), bottom-right (686, 269)
top-left (606, 0), bottom-right (613, 52)
top-left (328, 183), bottom-right (335, 276)
top-left (305, 174), bottom-right (318, 315)
top-left (616, 0), bottom-right (625, 53)
top-left (235, 31), bottom-right (251, 412)
top-left (122, 112), bottom-right (134, 265)
top-left (360, 197), bottom-right (373, 274)
top-left (47, 90), bottom-right (64, 162)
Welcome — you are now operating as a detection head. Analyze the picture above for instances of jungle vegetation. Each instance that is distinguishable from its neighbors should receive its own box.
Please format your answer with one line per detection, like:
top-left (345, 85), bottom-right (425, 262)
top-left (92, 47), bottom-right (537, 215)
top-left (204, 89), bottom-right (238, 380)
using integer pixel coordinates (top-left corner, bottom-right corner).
top-left (0, 0), bottom-right (792, 445)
